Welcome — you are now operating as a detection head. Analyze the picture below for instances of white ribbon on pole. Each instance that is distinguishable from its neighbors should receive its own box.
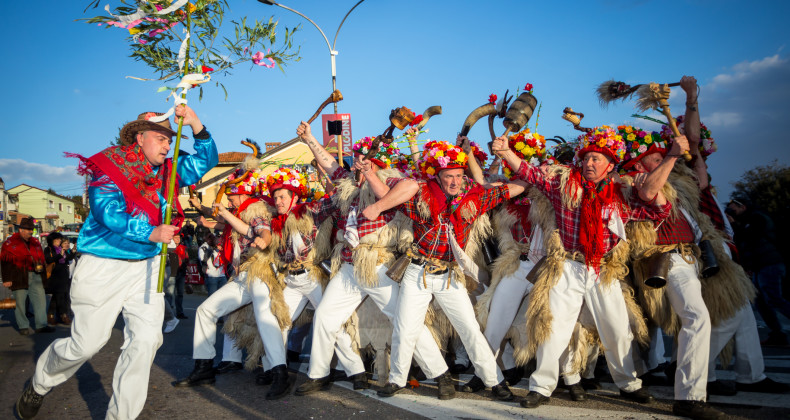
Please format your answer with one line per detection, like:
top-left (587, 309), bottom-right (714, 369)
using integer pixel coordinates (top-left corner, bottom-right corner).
top-left (148, 73), bottom-right (211, 123)
top-left (105, 0), bottom-right (189, 26)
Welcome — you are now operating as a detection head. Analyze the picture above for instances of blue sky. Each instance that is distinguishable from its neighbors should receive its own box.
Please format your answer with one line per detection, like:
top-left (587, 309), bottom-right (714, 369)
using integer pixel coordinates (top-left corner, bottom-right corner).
top-left (1, 0), bottom-right (789, 200)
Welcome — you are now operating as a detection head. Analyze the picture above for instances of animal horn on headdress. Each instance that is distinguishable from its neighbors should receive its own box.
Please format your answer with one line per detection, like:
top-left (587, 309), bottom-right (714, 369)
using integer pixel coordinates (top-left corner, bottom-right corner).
top-left (413, 105), bottom-right (442, 131)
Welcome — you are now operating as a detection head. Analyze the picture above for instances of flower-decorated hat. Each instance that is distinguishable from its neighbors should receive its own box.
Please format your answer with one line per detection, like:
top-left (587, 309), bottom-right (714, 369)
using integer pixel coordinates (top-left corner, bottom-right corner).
top-left (417, 140), bottom-right (468, 179)
top-left (351, 136), bottom-right (398, 169)
top-left (618, 125), bottom-right (667, 171)
top-left (502, 129), bottom-right (548, 178)
top-left (119, 111), bottom-right (186, 146)
top-left (265, 167), bottom-right (310, 199)
top-left (224, 168), bottom-right (265, 196)
top-left (574, 125), bottom-right (626, 165)
top-left (661, 115), bottom-right (717, 158)
top-left (469, 141), bottom-right (489, 165)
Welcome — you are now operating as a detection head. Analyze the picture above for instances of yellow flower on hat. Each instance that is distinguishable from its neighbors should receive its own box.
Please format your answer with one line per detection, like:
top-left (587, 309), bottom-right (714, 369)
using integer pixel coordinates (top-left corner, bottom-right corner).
top-left (426, 167), bottom-right (436, 175)
top-left (515, 142), bottom-right (526, 151)
top-left (627, 133), bottom-right (636, 141)
top-left (435, 151), bottom-right (444, 157)
top-left (457, 151), bottom-right (467, 161)
top-left (644, 135), bottom-right (653, 144)
top-left (625, 126), bottom-right (633, 134)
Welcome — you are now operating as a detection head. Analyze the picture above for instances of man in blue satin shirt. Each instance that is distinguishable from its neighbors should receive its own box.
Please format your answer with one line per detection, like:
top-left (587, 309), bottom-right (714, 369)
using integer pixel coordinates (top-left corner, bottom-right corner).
top-left (16, 104), bottom-right (218, 420)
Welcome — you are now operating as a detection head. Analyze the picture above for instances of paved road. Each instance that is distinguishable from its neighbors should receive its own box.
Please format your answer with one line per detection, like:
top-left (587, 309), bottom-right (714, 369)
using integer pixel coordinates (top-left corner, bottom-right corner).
top-left (1, 292), bottom-right (789, 419)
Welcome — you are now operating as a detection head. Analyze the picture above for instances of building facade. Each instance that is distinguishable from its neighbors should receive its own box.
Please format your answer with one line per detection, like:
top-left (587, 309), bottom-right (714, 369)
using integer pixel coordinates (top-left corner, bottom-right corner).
top-left (7, 184), bottom-right (83, 233)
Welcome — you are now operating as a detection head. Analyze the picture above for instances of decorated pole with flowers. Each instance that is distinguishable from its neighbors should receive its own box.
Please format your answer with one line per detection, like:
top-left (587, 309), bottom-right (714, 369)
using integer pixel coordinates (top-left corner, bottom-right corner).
top-left (84, 1), bottom-right (301, 292)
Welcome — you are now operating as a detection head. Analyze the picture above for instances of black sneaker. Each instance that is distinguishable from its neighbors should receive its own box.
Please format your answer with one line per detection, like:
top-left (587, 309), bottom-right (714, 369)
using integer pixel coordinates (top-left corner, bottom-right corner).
top-left (707, 380), bottom-right (737, 396)
top-left (265, 365), bottom-right (292, 400)
top-left (35, 326), bottom-right (55, 333)
top-left (377, 382), bottom-right (403, 397)
top-left (459, 375), bottom-right (484, 393)
top-left (16, 381), bottom-right (45, 419)
top-left (736, 377), bottom-right (790, 394)
top-left (491, 380), bottom-right (514, 401)
top-left (215, 361), bottom-right (243, 374)
top-left (436, 371), bottom-right (456, 400)
top-left (350, 372), bottom-right (369, 390)
top-left (672, 400), bottom-right (725, 420)
top-left (567, 383), bottom-right (587, 401)
top-left (620, 387), bottom-right (654, 404)
top-left (520, 391), bottom-right (550, 408)
top-left (294, 376), bottom-right (331, 396)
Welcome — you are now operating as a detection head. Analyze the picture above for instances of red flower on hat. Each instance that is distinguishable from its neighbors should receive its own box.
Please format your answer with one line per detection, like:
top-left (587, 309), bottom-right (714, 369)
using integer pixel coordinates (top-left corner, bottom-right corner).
top-left (524, 83), bottom-right (533, 92)
top-left (409, 114), bottom-right (423, 127)
top-left (201, 65), bottom-right (214, 73)
top-left (488, 94), bottom-right (497, 104)
top-left (143, 112), bottom-right (157, 121)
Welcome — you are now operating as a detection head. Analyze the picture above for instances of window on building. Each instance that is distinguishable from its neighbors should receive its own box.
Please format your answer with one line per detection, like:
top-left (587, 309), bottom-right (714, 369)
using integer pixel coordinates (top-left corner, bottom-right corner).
top-left (49, 200), bottom-right (54, 209)
top-left (59, 203), bottom-right (63, 211)
top-left (67, 205), bottom-right (72, 214)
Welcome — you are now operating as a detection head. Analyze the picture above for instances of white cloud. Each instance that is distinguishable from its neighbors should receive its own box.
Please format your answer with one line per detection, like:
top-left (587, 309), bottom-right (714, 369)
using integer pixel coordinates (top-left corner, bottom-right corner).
top-left (698, 53), bottom-right (790, 199)
top-left (0, 159), bottom-right (83, 192)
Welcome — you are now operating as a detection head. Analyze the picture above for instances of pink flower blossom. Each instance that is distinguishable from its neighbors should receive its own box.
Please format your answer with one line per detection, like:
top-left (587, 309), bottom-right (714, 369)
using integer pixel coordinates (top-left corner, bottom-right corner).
top-left (437, 156), bottom-right (450, 166)
top-left (638, 145), bottom-right (648, 153)
top-left (252, 51), bottom-right (275, 68)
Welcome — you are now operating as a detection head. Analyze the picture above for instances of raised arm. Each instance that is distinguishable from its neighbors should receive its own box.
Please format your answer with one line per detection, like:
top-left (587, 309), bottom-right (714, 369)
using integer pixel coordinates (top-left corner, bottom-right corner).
top-left (297, 121), bottom-right (340, 175)
top-left (458, 134), bottom-right (486, 186)
top-left (633, 135), bottom-right (690, 205)
top-left (680, 75), bottom-right (709, 189)
top-left (355, 158), bottom-right (390, 199)
top-left (361, 178), bottom-right (419, 221)
top-left (492, 135), bottom-right (525, 175)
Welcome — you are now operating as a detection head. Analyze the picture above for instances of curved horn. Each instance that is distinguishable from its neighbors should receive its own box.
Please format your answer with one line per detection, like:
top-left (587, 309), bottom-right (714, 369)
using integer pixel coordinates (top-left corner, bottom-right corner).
top-left (459, 103), bottom-right (497, 138)
top-left (414, 105), bottom-right (442, 131)
top-left (545, 136), bottom-right (567, 145)
top-left (562, 107), bottom-right (593, 133)
top-left (306, 90), bottom-right (343, 124)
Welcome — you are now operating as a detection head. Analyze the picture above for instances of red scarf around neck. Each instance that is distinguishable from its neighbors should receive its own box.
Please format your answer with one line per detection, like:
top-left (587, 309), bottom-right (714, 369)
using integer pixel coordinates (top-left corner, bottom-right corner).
top-left (68, 144), bottom-right (184, 227)
top-left (220, 196), bottom-right (262, 265)
top-left (565, 169), bottom-right (623, 272)
top-left (422, 180), bottom-right (484, 248)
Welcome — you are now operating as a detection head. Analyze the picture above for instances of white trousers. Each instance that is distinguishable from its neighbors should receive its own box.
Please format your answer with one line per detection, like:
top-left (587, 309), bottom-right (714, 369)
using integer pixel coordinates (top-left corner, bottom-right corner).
top-left (646, 326), bottom-right (666, 371)
top-left (708, 305), bottom-right (765, 384)
top-left (32, 254), bottom-right (165, 420)
top-left (664, 254), bottom-right (711, 401)
top-left (390, 263), bottom-right (504, 388)
top-left (484, 260), bottom-right (534, 358)
top-left (308, 263), bottom-right (447, 380)
top-left (529, 260), bottom-right (642, 397)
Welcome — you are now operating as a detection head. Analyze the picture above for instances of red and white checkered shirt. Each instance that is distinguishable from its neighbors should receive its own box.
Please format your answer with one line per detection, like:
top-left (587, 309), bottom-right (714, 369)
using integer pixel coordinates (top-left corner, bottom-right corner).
top-left (655, 213), bottom-right (695, 245)
top-left (396, 178), bottom-right (510, 261)
top-left (274, 195), bottom-right (335, 265)
top-left (515, 162), bottom-right (671, 256)
top-left (332, 168), bottom-right (396, 263)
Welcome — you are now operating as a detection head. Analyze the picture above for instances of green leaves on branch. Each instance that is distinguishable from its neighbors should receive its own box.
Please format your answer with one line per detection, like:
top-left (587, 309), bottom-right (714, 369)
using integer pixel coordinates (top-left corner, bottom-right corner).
top-left (83, 0), bottom-right (301, 99)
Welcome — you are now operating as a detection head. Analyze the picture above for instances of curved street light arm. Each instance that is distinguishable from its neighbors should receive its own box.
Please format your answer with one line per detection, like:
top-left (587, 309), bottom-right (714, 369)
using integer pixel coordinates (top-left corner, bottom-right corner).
top-left (332, 0), bottom-right (366, 50)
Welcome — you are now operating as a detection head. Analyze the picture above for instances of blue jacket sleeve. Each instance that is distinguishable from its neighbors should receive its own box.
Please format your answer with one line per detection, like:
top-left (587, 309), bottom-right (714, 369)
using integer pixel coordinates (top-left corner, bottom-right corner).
top-left (88, 179), bottom-right (156, 244)
top-left (176, 132), bottom-right (219, 186)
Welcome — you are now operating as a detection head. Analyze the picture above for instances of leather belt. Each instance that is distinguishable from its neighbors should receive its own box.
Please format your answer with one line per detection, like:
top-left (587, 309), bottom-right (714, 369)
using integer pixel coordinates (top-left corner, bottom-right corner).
top-left (288, 268), bottom-right (308, 276)
top-left (410, 258), bottom-right (449, 275)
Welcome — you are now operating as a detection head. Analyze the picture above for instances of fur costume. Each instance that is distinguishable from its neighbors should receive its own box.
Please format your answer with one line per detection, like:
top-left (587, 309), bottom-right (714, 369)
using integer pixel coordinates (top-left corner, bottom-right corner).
top-left (625, 162), bottom-right (755, 338)
top-left (223, 203), bottom-right (339, 369)
top-left (515, 165), bottom-right (649, 371)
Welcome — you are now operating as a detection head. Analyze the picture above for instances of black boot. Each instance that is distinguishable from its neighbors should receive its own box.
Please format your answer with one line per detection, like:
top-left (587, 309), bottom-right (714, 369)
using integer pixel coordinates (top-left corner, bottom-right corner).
top-left (491, 380), bottom-right (514, 401)
top-left (459, 375), bottom-right (485, 393)
top-left (173, 359), bottom-right (216, 387)
top-left (620, 387), bottom-right (654, 404)
top-left (265, 365), bottom-right (291, 400)
top-left (672, 400), bottom-right (725, 420)
top-left (256, 369), bottom-right (273, 386)
top-left (520, 391), bottom-right (550, 408)
top-left (436, 371), bottom-right (456, 400)
top-left (377, 382), bottom-right (403, 397)
top-left (16, 380), bottom-right (45, 419)
top-left (351, 372), bottom-right (369, 390)
top-left (215, 361), bottom-right (243, 374)
top-left (294, 375), bottom-right (331, 396)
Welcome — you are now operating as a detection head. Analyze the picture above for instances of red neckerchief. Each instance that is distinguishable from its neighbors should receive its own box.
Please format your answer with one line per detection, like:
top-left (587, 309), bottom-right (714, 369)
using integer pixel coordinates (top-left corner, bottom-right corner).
top-left (565, 169), bottom-right (623, 272)
top-left (270, 203), bottom-right (307, 238)
top-left (507, 200), bottom-right (532, 233)
top-left (67, 144), bottom-right (184, 228)
top-left (422, 180), bottom-right (484, 248)
top-left (220, 196), bottom-right (262, 265)
top-left (0, 233), bottom-right (45, 271)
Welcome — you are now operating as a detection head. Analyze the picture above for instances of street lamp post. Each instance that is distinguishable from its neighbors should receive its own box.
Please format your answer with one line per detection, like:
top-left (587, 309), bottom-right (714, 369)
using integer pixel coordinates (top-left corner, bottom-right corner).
top-left (258, 0), bottom-right (367, 165)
